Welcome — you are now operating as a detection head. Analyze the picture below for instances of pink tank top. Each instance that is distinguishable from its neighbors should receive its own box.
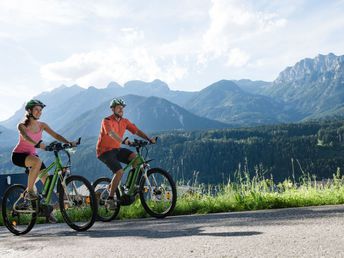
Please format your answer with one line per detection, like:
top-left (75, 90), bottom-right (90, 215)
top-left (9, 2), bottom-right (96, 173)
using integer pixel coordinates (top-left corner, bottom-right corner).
top-left (13, 123), bottom-right (43, 155)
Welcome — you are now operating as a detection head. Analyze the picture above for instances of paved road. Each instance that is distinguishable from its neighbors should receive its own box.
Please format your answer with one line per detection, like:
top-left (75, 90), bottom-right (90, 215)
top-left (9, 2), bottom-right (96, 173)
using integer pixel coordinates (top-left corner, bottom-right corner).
top-left (1, 205), bottom-right (344, 257)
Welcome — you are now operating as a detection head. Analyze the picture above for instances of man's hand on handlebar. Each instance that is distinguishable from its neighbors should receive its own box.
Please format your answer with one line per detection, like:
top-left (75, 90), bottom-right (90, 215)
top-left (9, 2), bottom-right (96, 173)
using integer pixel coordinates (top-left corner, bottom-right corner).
top-left (149, 137), bottom-right (157, 144)
top-left (122, 137), bottom-right (132, 146)
top-left (121, 136), bottom-right (158, 147)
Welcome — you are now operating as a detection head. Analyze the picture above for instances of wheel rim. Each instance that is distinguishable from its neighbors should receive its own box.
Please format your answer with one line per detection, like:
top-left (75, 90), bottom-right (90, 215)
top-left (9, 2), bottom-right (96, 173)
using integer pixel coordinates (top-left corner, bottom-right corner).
top-left (141, 172), bottom-right (175, 215)
top-left (60, 178), bottom-right (94, 228)
top-left (3, 186), bottom-right (36, 234)
top-left (94, 180), bottom-right (119, 220)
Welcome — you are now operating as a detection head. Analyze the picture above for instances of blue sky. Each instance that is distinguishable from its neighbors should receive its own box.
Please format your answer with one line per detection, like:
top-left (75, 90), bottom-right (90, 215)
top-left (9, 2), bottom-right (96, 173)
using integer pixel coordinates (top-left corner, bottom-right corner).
top-left (0, 0), bottom-right (344, 120)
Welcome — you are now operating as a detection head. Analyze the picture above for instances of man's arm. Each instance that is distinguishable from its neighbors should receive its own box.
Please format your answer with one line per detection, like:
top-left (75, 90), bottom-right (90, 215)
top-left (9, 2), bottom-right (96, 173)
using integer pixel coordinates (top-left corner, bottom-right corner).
top-left (108, 130), bottom-right (122, 143)
top-left (102, 118), bottom-right (123, 143)
top-left (135, 129), bottom-right (156, 143)
top-left (126, 119), bottom-right (155, 144)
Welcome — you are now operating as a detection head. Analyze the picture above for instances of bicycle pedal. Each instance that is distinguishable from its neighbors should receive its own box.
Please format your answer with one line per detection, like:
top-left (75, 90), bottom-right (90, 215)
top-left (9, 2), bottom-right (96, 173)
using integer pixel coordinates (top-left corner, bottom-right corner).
top-left (14, 203), bottom-right (36, 213)
top-left (38, 204), bottom-right (54, 217)
top-left (120, 185), bottom-right (129, 194)
top-left (119, 194), bottom-right (135, 205)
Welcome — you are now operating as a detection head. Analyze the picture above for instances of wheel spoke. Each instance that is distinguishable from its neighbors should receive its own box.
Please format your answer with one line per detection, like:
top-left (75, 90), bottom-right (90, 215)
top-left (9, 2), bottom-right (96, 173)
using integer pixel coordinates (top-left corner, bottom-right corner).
top-left (139, 168), bottom-right (176, 218)
top-left (59, 176), bottom-right (96, 231)
top-left (93, 177), bottom-right (120, 222)
top-left (2, 185), bottom-right (36, 235)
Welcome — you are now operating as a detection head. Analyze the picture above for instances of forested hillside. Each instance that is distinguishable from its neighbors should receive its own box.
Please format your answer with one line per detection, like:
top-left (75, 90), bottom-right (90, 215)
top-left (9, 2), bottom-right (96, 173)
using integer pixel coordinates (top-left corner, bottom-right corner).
top-left (2, 115), bottom-right (344, 185)
top-left (15, 119), bottom-right (341, 184)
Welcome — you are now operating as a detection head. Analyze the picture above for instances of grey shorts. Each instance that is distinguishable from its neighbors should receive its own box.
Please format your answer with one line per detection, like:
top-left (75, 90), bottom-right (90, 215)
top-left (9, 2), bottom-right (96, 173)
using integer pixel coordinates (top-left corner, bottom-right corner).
top-left (98, 148), bottom-right (134, 173)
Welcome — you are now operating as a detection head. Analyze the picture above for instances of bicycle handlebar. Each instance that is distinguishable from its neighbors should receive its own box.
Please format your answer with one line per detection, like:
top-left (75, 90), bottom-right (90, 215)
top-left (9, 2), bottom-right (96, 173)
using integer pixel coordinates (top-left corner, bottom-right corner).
top-left (125, 136), bottom-right (158, 148)
top-left (45, 137), bottom-right (81, 152)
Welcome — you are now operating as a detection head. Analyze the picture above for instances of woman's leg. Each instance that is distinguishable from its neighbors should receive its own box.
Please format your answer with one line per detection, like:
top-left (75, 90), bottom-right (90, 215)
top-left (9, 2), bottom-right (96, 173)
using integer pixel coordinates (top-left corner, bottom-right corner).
top-left (40, 173), bottom-right (48, 185)
top-left (24, 155), bottom-right (42, 192)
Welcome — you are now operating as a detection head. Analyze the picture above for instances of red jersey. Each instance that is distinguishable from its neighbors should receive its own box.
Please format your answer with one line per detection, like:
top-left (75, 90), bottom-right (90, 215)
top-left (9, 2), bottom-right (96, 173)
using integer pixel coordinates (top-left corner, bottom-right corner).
top-left (96, 115), bottom-right (138, 157)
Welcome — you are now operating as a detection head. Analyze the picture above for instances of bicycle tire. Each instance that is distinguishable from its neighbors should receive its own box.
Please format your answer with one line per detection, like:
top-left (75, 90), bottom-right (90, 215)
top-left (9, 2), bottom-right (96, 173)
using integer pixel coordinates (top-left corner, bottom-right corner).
top-left (93, 177), bottom-right (121, 222)
top-left (1, 184), bottom-right (37, 235)
top-left (59, 175), bottom-right (97, 231)
top-left (139, 168), bottom-right (177, 218)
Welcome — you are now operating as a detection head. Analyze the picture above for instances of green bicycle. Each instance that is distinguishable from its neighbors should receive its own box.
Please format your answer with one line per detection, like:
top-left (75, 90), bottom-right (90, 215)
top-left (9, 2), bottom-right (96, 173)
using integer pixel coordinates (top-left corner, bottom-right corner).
top-left (1, 139), bottom-right (97, 235)
top-left (93, 138), bottom-right (177, 222)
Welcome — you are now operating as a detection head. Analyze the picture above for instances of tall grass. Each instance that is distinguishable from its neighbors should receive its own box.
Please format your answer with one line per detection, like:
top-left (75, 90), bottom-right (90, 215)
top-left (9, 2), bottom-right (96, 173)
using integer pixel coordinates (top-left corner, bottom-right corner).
top-left (175, 166), bottom-right (344, 215)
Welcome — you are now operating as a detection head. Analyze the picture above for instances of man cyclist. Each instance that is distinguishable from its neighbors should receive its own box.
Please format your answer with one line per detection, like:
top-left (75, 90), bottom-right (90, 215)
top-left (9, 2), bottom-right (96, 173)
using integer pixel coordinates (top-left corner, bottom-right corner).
top-left (96, 98), bottom-right (156, 209)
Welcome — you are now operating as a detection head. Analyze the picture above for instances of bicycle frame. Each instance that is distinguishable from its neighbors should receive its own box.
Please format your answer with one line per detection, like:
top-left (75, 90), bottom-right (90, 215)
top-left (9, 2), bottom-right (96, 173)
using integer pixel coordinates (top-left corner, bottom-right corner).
top-left (122, 153), bottom-right (147, 195)
top-left (37, 151), bottom-right (66, 205)
top-left (94, 137), bottom-right (176, 221)
top-left (12, 151), bottom-right (68, 214)
top-left (3, 138), bottom-right (98, 235)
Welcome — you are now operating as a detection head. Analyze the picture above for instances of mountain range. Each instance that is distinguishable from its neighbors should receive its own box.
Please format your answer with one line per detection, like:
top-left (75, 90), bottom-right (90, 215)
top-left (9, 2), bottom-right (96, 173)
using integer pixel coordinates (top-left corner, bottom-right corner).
top-left (1, 53), bottom-right (344, 147)
top-left (59, 94), bottom-right (228, 139)
top-left (267, 53), bottom-right (344, 118)
top-left (187, 80), bottom-right (295, 125)
top-left (0, 125), bottom-right (17, 147)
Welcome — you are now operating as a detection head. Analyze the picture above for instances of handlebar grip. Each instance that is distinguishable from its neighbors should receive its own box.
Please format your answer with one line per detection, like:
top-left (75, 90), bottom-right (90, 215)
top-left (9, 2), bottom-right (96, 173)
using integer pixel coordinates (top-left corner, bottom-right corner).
top-left (149, 136), bottom-right (158, 144)
top-left (122, 137), bottom-right (128, 144)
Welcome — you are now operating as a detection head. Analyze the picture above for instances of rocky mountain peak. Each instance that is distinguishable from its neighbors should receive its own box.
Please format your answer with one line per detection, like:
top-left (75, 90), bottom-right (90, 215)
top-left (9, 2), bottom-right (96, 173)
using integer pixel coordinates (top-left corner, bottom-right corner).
top-left (274, 53), bottom-right (344, 84)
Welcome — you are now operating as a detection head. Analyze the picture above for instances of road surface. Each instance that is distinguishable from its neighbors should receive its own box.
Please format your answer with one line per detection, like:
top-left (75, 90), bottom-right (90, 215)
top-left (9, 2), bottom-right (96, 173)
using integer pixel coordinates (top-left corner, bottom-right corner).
top-left (1, 205), bottom-right (344, 257)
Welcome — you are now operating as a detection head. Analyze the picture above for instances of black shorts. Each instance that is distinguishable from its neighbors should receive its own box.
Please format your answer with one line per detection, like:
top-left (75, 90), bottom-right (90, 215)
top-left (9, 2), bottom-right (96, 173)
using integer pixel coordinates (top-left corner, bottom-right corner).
top-left (12, 152), bottom-right (46, 173)
top-left (98, 148), bottom-right (134, 173)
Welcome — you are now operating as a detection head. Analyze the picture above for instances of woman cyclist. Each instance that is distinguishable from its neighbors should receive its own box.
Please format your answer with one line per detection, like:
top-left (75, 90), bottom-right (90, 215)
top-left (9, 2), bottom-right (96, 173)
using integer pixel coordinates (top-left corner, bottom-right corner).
top-left (12, 99), bottom-right (76, 203)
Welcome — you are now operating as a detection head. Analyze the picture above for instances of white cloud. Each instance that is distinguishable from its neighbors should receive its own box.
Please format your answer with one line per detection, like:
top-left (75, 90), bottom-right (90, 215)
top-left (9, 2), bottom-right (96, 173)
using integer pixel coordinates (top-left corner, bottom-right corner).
top-left (226, 48), bottom-right (250, 67)
top-left (1, 0), bottom-right (344, 121)
top-left (0, 83), bottom-right (39, 121)
top-left (199, 0), bottom-right (287, 64)
top-left (0, 0), bottom-right (126, 25)
top-left (120, 28), bottom-right (145, 46)
top-left (40, 46), bottom-right (187, 88)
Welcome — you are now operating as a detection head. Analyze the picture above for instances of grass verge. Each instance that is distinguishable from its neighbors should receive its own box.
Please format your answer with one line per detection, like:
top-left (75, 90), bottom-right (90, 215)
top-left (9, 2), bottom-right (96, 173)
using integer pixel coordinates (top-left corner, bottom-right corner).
top-left (2, 170), bottom-right (344, 226)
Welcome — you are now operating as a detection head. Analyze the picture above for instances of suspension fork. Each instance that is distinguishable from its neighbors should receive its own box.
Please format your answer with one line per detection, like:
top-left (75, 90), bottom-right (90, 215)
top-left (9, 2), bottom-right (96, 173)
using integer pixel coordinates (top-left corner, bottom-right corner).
top-left (59, 169), bottom-right (82, 205)
top-left (141, 166), bottom-right (158, 198)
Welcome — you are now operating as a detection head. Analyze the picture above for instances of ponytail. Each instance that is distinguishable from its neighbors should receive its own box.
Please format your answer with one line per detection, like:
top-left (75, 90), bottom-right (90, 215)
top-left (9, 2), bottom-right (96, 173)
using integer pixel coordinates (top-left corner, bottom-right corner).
top-left (22, 112), bottom-right (31, 127)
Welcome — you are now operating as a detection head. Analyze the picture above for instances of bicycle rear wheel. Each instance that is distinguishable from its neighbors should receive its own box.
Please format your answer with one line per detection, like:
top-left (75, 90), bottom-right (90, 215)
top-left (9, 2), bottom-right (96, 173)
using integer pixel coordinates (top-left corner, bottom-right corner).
top-left (59, 175), bottom-right (97, 231)
top-left (1, 184), bottom-right (37, 235)
top-left (93, 177), bottom-right (120, 222)
top-left (139, 168), bottom-right (177, 218)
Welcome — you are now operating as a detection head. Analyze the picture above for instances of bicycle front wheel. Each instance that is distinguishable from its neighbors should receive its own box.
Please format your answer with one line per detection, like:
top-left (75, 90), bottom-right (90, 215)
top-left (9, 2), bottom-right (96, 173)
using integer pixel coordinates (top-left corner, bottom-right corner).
top-left (139, 168), bottom-right (177, 218)
top-left (93, 177), bottom-right (120, 222)
top-left (1, 184), bottom-right (37, 235)
top-left (59, 175), bottom-right (97, 231)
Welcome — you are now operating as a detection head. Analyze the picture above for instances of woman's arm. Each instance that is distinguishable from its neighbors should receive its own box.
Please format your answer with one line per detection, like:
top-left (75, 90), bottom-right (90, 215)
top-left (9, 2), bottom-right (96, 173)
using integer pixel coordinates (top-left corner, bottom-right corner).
top-left (41, 122), bottom-right (71, 144)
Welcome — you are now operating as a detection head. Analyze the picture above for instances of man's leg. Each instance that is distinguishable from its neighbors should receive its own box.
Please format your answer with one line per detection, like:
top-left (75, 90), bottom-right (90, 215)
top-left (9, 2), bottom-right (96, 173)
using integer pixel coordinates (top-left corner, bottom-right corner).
top-left (109, 169), bottom-right (124, 198)
top-left (109, 151), bottom-right (137, 201)
top-left (128, 152), bottom-right (138, 168)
